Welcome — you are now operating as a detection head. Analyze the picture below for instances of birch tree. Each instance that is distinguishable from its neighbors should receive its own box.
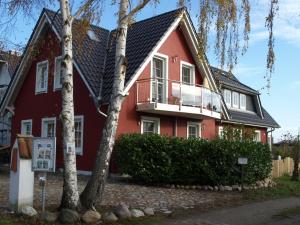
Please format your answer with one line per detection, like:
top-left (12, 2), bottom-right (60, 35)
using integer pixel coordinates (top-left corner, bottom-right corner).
top-left (80, 0), bottom-right (152, 209)
top-left (0, 0), bottom-right (101, 210)
top-left (59, 0), bottom-right (79, 209)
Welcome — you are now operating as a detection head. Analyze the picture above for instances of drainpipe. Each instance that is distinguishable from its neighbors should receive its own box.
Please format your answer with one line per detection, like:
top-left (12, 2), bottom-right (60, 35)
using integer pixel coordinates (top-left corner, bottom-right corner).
top-left (173, 117), bottom-right (178, 137)
top-left (267, 127), bottom-right (275, 151)
top-left (93, 96), bottom-right (107, 118)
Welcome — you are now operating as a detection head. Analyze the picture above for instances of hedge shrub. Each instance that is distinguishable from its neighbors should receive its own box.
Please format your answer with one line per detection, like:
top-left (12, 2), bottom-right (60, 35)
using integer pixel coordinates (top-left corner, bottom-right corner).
top-left (115, 134), bottom-right (272, 185)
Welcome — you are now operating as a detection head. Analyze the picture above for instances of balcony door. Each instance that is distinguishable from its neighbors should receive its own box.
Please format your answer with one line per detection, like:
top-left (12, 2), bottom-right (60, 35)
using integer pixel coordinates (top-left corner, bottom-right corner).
top-left (152, 56), bottom-right (167, 103)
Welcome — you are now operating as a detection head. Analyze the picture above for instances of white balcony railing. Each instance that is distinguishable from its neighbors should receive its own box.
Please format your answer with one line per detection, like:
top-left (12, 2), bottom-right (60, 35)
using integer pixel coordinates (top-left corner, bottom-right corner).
top-left (136, 78), bottom-right (221, 116)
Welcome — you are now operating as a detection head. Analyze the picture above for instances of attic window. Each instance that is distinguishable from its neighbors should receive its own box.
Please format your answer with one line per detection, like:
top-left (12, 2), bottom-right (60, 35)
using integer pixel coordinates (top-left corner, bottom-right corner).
top-left (87, 29), bottom-right (100, 42)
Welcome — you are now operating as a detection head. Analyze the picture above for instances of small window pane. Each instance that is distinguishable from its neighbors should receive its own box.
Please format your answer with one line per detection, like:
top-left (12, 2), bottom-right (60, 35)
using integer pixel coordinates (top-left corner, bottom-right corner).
top-left (182, 66), bottom-right (191, 84)
top-left (55, 57), bottom-right (63, 89)
top-left (224, 90), bottom-right (231, 107)
top-left (188, 124), bottom-right (199, 138)
top-left (240, 94), bottom-right (246, 110)
top-left (232, 92), bottom-right (239, 108)
top-left (21, 121), bottom-right (32, 135)
top-left (75, 119), bottom-right (82, 149)
top-left (153, 58), bottom-right (163, 79)
top-left (36, 62), bottom-right (48, 93)
top-left (143, 121), bottom-right (155, 134)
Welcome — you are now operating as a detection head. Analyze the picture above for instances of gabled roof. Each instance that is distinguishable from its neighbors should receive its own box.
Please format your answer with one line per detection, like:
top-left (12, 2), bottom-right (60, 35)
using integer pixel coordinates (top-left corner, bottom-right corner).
top-left (44, 9), bottom-right (110, 96)
top-left (0, 50), bottom-right (21, 77)
top-left (211, 67), bottom-right (259, 95)
top-left (101, 8), bottom-right (183, 102)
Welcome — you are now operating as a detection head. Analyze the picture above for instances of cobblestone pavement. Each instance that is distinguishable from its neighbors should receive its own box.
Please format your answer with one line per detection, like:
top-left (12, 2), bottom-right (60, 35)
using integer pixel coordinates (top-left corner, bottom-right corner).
top-left (0, 171), bottom-right (241, 212)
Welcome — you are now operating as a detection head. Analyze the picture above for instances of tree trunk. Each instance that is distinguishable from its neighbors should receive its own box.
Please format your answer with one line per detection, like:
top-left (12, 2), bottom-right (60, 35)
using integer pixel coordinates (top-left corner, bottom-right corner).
top-left (292, 142), bottom-right (299, 181)
top-left (80, 0), bottom-right (129, 209)
top-left (59, 0), bottom-right (79, 209)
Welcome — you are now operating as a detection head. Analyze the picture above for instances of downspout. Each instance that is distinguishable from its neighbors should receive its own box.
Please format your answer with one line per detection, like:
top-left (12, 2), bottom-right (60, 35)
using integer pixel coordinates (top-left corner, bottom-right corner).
top-left (93, 96), bottom-right (108, 118)
top-left (267, 127), bottom-right (275, 151)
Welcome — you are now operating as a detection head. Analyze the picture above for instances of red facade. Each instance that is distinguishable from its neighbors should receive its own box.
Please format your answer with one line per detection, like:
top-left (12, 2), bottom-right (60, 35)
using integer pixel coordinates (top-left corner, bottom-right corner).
top-left (11, 25), bottom-right (268, 172)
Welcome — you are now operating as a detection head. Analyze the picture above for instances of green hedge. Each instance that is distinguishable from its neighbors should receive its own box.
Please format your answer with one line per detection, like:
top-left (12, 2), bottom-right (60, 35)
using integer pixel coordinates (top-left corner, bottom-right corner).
top-left (115, 134), bottom-right (272, 185)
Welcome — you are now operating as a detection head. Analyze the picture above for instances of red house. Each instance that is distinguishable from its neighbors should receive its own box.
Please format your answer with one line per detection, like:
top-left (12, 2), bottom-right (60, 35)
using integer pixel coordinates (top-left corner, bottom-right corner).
top-left (0, 8), bottom-right (279, 174)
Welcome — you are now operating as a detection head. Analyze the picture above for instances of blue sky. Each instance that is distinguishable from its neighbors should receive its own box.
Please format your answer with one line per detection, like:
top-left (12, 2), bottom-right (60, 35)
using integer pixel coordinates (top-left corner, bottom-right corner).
top-left (2, 0), bottom-right (299, 141)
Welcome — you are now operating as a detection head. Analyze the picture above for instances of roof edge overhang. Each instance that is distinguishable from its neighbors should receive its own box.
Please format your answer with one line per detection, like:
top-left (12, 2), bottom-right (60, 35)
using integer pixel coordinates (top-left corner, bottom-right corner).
top-left (219, 119), bottom-right (280, 129)
top-left (0, 10), bottom-right (97, 115)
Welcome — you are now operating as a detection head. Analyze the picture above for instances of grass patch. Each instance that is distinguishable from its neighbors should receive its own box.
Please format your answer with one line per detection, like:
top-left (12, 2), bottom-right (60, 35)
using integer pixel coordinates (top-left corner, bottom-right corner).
top-left (245, 175), bottom-right (300, 200)
top-left (273, 206), bottom-right (300, 219)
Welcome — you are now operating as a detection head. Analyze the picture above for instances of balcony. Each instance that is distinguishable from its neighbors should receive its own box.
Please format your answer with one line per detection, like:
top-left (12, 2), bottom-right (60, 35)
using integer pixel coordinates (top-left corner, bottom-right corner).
top-left (136, 78), bottom-right (221, 119)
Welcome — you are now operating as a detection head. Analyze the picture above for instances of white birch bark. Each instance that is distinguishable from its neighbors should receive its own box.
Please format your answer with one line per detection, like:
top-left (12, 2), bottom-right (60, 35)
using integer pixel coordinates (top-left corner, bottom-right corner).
top-left (59, 0), bottom-right (79, 209)
top-left (80, 0), bottom-right (151, 209)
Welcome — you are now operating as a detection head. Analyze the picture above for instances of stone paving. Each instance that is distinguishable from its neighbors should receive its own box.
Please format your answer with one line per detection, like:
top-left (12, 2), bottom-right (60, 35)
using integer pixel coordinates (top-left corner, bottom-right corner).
top-left (0, 171), bottom-right (241, 212)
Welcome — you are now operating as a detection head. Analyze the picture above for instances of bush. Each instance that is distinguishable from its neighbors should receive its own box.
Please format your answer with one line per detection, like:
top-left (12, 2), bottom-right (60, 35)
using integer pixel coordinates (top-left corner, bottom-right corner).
top-left (115, 134), bottom-right (272, 185)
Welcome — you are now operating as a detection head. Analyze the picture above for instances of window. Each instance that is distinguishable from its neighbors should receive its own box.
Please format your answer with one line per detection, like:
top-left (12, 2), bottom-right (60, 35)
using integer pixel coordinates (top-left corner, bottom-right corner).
top-left (232, 91), bottom-right (239, 108)
top-left (87, 29), bottom-right (100, 42)
top-left (54, 56), bottom-right (63, 90)
top-left (254, 130), bottom-right (261, 142)
top-left (21, 119), bottom-right (32, 135)
top-left (224, 89), bottom-right (231, 107)
top-left (240, 94), bottom-right (246, 110)
top-left (152, 55), bottom-right (168, 103)
top-left (218, 126), bottom-right (224, 139)
top-left (35, 60), bottom-right (48, 93)
top-left (141, 117), bottom-right (160, 135)
top-left (74, 116), bottom-right (84, 155)
top-left (224, 89), bottom-right (247, 111)
top-left (181, 62), bottom-right (195, 85)
top-left (42, 117), bottom-right (56, 138)
top-left (187, 122), bottom-right (201, 138)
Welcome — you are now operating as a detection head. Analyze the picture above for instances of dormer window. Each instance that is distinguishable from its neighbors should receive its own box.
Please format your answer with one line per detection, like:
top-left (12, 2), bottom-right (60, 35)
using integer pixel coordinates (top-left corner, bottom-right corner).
top-left (87, 29), bottom-right (100, 42)
top-left (35, 60), bottom-right (48, 94)
top-left (181, 61), bottom-right (195, 85)
top-left (224, 89), bottom-right (231, 107)
top-left (240, 94), bottom-right (246, 110)
top-left (232, 92), bottom-right (239, 108)
top-left (224, 89), bottom-right (247, 111)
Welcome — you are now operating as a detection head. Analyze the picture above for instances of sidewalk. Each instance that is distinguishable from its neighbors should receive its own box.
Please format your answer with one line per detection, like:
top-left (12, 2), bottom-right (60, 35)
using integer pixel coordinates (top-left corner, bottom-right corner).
top-left (159, 197), bottom-right (300, 225)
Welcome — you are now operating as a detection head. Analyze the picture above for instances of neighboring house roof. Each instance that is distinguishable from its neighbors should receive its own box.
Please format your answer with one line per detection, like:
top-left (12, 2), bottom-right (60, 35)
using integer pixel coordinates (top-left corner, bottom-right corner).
top-left (0, 50), bottom-right (21, 77)
top-left (211, 67), bottom-right (259, 95)
top-left (228, 108), bottom-right (280, 128)
top-left (211, 67), bottom-right (280, 128)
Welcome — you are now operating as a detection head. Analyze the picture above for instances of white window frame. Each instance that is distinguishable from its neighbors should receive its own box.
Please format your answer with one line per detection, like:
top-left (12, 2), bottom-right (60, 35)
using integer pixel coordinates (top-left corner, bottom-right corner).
top-left (187, 122), bottom-right (201, 138)
top-left (180, 61), bottom-right (195, 85)
top-left (232, 91), bottom-right (239, 108)
top-left (141, 116), bottom-right (160, 134)
top-left (218, 126), bottom-right (224, 139)
top-left (41, 117), bottom-right (56, 138)
top-left (240, 94), bottom-right (246, 110)
top-left (54, 56), bottom-right (63, 90)
top-left (21, 119), bottom-right (32, 135)
top-left (254, 130), bottom-right (261, 142)
top-left (150, 53), bottom-right (168, 103)
top-left (74, 115), bottom-right (84, 155)
top-left (35, 60), bottom-right (49, 94)
top-left (224, 89), bottom-right (231, 107)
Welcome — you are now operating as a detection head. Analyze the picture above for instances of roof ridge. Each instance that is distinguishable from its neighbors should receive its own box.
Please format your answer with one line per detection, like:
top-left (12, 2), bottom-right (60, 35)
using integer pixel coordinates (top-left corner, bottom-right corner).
top-left (129, 7), bottom-right (185, 26)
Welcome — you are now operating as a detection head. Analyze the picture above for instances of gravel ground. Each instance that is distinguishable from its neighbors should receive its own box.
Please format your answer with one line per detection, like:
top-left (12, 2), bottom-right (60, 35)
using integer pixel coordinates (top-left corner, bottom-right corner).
top-left (0, 170), bottom-right (241, 212)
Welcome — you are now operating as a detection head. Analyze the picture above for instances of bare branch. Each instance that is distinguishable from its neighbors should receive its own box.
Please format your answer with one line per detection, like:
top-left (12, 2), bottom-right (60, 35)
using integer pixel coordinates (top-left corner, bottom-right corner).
top-left (124, 0), bottom-right (151, 22)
